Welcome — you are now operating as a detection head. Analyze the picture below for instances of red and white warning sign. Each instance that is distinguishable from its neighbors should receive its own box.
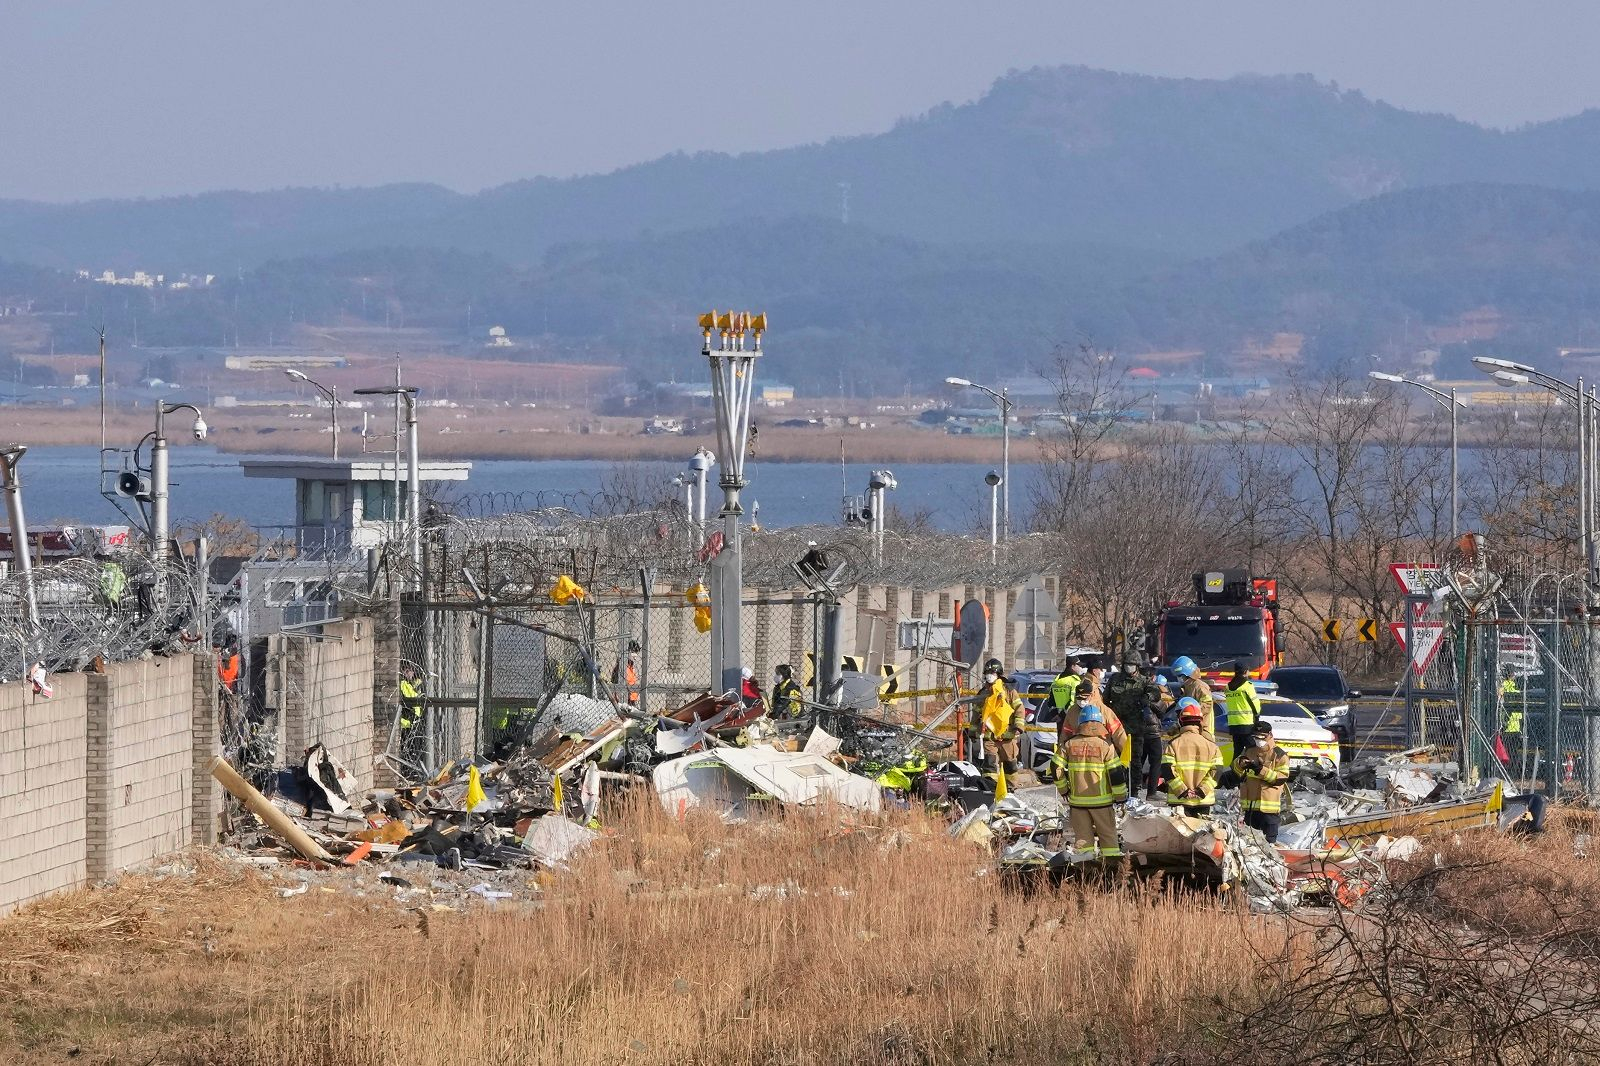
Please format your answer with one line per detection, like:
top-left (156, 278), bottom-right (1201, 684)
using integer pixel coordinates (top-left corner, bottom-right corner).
top-left (1389, 619), bottom-right (1447, 677)
top-left (1390, 562), bottom-right (1445, 595)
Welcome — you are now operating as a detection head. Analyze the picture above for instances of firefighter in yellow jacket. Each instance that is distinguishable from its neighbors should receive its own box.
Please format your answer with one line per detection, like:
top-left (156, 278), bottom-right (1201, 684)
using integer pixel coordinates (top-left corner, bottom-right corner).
top-left (1054, 695), bottom-right (1126, 860)
top-left (1232, 719), bottom-right (1291, 843)
top-left (974, 657), bottom-right (1026, 788)
top-left (1170, 656), bottom-right (1216, 739)
top-left (1164, 698), bottom-right (1223, 816)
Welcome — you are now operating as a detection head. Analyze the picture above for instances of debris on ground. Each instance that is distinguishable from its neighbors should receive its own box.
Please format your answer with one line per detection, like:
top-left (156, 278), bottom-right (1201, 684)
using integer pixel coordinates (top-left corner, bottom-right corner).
top-left (208, 693), bottom-right (1544, 915)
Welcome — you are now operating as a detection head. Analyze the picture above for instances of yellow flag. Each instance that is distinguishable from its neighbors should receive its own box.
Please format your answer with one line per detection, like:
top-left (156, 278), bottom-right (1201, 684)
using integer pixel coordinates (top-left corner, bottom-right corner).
top-left (464, 765), bottom-right (487, 811)
top-left (552, 773), bottom-right (565, 812)
top-left (994, 762), bottom-right (1008, 802)
top-left (551, 574), bottom-right (587, 604)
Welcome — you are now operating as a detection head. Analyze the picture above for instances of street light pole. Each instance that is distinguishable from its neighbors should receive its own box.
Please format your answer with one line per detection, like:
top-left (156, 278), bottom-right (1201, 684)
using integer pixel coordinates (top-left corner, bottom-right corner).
top-left (946, 376), bottom-right (1013, 541)
top-left (285, 369), bottom-right (339, 461)
top-left (150, 401), bottom-right (208, 557)
top-left (1368, 371), bottom-right (1466, 543)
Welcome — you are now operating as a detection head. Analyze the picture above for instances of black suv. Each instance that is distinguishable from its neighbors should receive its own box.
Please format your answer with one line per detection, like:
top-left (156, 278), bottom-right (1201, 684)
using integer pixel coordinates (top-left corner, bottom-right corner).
top-left (1268, 665), bottom-right (1360, 752)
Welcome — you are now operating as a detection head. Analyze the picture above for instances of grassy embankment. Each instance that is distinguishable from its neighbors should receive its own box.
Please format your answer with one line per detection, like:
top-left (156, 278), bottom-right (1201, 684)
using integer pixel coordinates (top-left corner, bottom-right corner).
top-left (4, 800), bottom-right (1598, 1064)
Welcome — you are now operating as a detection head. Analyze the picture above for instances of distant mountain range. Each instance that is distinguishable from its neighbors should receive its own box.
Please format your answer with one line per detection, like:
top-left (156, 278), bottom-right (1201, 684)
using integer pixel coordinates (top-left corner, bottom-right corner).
top-left (7, 66), bottom-right (1600, 386)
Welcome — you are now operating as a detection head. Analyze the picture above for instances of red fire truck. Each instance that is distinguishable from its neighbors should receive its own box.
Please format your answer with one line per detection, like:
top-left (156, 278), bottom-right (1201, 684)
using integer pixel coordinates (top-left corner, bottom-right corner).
top-left (1151, 568), bottom-right (1280, 684)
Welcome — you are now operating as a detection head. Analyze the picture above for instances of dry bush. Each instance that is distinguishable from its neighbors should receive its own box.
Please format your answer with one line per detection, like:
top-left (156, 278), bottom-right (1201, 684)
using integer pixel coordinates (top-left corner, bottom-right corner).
top-left (0, 800), bottom-right (1272, 1066)
top-left (1231, 824), bottom-right (1600, 1065)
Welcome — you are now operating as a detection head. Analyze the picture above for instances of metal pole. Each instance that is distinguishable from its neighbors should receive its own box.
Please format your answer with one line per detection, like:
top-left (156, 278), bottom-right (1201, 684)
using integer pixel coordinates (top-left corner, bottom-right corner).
top-left (98, 328), bottom-right (107, 453)
top-left (404, 393), bottom-right (420, 567)
top-left (1449, 385), bottom-right (1459, 545)
top-left (1000, 388), bottom-right (1010, 541)
top-left (0, 449), bottom-right (38, 633)
top-left (151, 404), bottom-right (170, 556)
top-left (330, 386), bottom-right (339, 462)
top-left (988, 479), bottom-right (998, 563)
top-left (639, 567), bottom-right (654, 715)
top-left (195, 535), bottom-right (209, 646)
top-left (1580, 377), bottom-right (1588, 591)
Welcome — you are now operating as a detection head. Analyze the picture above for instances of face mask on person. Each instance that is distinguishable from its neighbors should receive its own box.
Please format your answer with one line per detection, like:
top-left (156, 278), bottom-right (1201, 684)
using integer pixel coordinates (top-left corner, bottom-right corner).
top-left (1072, 665), bottom-right (1086, 676)
top-left (1123, 665), bottom-right (1137, 675)
top-left (983, 671), bottom-right (999, 685)
top-left (1253, 737), bottom-right (1268, 748)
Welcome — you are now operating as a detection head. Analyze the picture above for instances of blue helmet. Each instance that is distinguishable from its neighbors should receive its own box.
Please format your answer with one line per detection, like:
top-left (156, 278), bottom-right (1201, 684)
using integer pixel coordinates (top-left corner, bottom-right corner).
top-left (1171, 656), bottom-right (1197, 678)
top-left (1176, 697), bottom-right (1203, 723)
top-left (1154, 674), bottom-right (1169, 686)
top-left (1077, 704), bottom-right (1104, 724)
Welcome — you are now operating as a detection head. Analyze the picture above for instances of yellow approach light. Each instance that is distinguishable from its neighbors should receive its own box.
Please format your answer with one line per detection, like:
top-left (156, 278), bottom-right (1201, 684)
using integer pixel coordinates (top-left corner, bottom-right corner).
top-left (716, 312), bottom-right (733, 334)
top-left (699, 311), bottom-right (717, 339)
top-left (749, 313), bottom-right (767, 334)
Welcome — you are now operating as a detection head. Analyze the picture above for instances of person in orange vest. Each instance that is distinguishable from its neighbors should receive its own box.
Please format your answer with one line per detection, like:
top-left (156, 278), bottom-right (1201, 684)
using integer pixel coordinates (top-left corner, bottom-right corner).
top-left (216, 639), bottom-right (240, 694)
top-left (611, 641), bottom-right (641, 705)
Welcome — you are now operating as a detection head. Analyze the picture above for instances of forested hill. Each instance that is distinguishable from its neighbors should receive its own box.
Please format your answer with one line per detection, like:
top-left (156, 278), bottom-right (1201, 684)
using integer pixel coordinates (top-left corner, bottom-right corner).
top-left (11, 67), bottom-right (1600, 270)
top-left (14, 185), bottom-right (1600, 390)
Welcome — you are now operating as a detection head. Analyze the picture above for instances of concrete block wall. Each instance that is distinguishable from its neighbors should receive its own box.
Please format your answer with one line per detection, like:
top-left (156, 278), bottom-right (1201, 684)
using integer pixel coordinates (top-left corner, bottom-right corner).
top-left (286, 620), bottom-right (375, 787)
top-left (90, 657), bottom-right (195, 878)
top-left (0, 673), bottom-right (88, 912)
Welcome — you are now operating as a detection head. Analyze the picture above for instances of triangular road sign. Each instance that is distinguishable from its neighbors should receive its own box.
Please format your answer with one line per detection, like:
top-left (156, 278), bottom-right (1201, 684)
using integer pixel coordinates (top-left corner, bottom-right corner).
top-left (1390, 620), bottom-right (1447, 677)
top-left (1390, 562), bottom-right (1443, 596)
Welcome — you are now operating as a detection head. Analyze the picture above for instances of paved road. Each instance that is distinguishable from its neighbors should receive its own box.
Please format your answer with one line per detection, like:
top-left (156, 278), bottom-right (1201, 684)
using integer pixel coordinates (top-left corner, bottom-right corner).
top-left (1346, 697), bottom-right (1411, 757)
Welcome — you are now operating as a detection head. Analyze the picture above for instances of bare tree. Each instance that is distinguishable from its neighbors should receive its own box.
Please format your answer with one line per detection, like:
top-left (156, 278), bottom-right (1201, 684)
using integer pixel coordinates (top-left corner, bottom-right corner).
top-left (1031, 342), bottom-right (1143, 529)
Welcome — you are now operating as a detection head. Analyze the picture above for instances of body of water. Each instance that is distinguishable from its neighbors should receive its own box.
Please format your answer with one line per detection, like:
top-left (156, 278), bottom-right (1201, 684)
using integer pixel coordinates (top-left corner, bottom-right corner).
top-left (15, 446), bottom-right (1040, 534)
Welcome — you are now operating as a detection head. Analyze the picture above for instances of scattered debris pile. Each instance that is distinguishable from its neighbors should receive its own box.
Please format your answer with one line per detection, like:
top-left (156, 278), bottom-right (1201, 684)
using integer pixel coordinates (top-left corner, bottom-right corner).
top-left (211, 687), bottom-right (1545, 915)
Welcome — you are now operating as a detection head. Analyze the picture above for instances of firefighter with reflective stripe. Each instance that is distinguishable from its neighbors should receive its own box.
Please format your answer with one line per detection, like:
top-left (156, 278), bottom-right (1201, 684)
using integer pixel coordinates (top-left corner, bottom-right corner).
top-left (772, 664), bottom-right (804, 718)
top-left (1054, 697), bottom-right (1126, 860)
top-left (1223, 664), bottom-right (1262, 766)
top-left (1233, 719), bottom-right (1291, 843)
top-left (1164, 698), bottom-right (1223, 815)
top-left (975, 657), bottom-right (1026, 787)
top-left (1170, 656), bottom-right (1215, 739)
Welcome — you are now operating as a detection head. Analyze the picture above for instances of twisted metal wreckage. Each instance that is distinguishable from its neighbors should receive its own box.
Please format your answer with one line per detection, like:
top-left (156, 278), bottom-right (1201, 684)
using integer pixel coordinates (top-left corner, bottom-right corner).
top-left (198, 504), bottom-right (1544, 909)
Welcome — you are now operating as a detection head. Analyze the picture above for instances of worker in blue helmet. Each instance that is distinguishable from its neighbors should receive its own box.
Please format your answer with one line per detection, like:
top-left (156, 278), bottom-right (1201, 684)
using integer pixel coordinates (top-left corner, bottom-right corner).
top-left (1169, 656), bottom-right (1215, 739)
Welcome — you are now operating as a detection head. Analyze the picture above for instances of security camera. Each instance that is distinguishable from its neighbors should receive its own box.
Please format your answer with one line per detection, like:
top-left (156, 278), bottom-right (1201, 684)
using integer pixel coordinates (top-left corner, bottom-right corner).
top-left (192, 417), bottom-right (208, 441)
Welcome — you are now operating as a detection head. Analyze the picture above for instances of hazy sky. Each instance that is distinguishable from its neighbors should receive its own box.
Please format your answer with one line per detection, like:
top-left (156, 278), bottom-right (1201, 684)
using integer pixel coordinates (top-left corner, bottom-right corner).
top-left (6, 1), bottom-right (1600, 202)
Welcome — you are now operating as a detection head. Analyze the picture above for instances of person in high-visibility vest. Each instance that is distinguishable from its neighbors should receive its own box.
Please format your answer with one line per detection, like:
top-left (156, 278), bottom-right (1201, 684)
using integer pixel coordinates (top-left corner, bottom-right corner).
top-left (1054, 700), bottom-right (1126, 862)
top-left (611, 641), bottom-right (641, 705)
top-left (1164, 698), bottom-right (1223, 815)
top-left (216, 640), bottom-right (241, 694)
top-left (771, 664), bottom-right (804, 718)
top-left (1232, 720), bottom-right (1291, 843)
top-left (974, 657), bottom-right (1026, 790)
top-left (1171, 656), bottom-right (1216, 740)
top-left (1223, 664), bottom-right (1262, 764)
top-left (398, 665), bottom-right (424, 759)
top-left (1501, 669), bottom-right (1524, 772)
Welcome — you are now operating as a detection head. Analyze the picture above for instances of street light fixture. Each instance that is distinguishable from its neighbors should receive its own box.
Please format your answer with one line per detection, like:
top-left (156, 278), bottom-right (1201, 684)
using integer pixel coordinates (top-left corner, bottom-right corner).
top-left (946, 375), bottom-right (1013, 540)
top-left (285, 368), bottom-right (340, 460)
top-left (150, 401), bottom-right (207, 556)
top-left (1472, 359), bottom-right (1598, 597)
top-left (1367, 370), bottom-right (1466, 542)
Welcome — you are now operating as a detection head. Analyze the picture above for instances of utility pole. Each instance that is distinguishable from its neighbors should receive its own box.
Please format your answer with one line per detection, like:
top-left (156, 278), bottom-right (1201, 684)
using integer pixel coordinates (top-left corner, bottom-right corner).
top-left (0, 446), bottom-right (39, 635)
top-left (701, 310), bottom-right (763, 694)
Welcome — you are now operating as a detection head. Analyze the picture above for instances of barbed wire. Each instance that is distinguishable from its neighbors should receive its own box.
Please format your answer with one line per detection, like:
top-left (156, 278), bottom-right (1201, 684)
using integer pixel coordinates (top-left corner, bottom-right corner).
top-left (0, 553), bottom-right (203, 677)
